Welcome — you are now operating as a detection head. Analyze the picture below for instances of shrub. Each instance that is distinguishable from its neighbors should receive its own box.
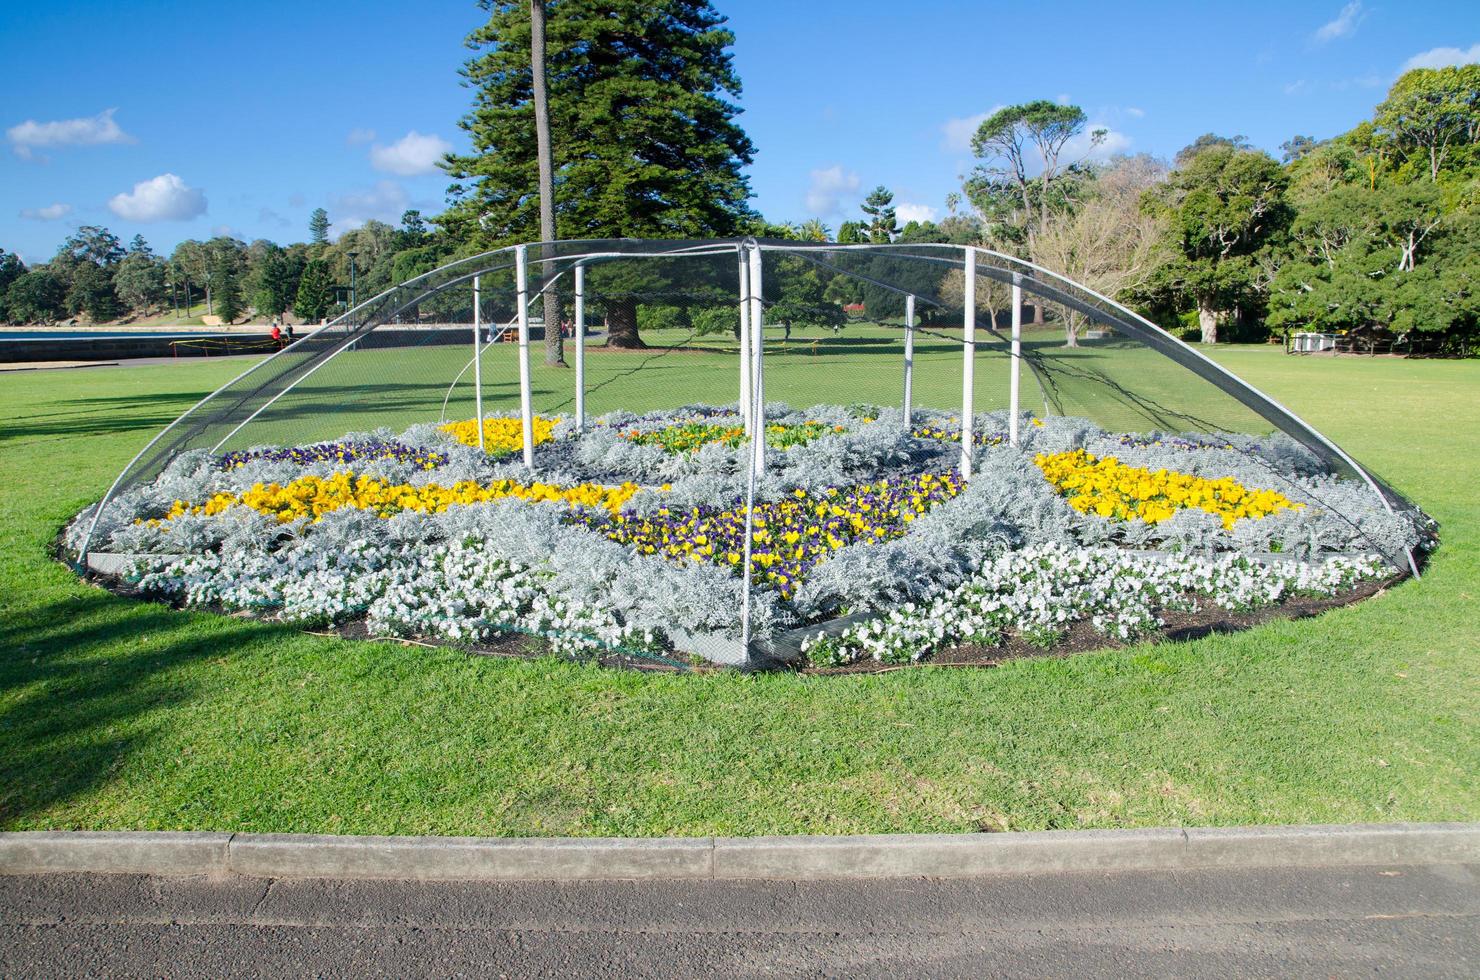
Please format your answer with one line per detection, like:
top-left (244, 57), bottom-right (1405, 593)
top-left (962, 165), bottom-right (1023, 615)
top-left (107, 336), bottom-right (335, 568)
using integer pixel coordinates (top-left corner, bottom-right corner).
top-left (690, 305), bottom-right (737, 336)
top-left (636, 304), bottom-right (688, 334)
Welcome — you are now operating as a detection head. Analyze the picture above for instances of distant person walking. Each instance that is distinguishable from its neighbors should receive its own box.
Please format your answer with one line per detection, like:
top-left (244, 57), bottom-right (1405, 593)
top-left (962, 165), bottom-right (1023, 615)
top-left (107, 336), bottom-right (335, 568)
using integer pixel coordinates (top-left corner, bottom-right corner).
top-left (270, 323), bottom-right (282, 349)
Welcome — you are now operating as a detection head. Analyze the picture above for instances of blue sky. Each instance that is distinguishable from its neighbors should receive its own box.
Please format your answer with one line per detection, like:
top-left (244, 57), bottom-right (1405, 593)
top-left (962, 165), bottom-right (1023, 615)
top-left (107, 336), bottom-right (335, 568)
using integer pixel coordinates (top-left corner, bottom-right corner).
top-left (2, 0), bottom-right (1476, 263)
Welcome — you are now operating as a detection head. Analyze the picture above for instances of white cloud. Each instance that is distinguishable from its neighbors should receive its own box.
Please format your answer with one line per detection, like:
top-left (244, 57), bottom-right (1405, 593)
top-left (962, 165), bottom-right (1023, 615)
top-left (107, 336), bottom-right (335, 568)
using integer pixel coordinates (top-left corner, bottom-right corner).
top-left (20, 203), bottom-right (72, 221)
top-left (107, 173), bottom-right (207, 222)
top-left (895, 203), bottom-right (937, 225)
top-left (1314, 2), bottom-right (1364, 43)
top-left (1067, 125), bottom-right (1132, 164)
top-left (331, 180), bottom-right (410, 231)
top-left (1125, 106), bottom-right (1146, 119)
top-left (1055, 93), bottom-right (1072, 105)
top-left (804, 165), bottom-right (861, 219)
top-left (1284, 79), bottom-right (1311, 95)
top-left (346, 127), bottom-right (377, 145)
top-left (369, 130), bottom-right (452, 176)
top-left (941, 110), bottom-right (990, 153)
top-left (941, 105), bottom-right (1011, 153)
top-left (7, 107), bottom-right (133, 159)
top-left (1401, 42), bottom-right (1480, 71)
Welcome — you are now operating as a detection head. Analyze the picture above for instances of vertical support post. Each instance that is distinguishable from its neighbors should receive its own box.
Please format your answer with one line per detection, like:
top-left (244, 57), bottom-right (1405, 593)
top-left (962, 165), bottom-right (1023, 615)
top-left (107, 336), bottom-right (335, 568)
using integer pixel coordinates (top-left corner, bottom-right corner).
top-left (902, 293), bottom-right (915, 427)
top-left (515, 244), bottom-right (535, 469)
top-left (739, 252), bottom-right (756, 656)
top-left (1009, 273), bottom-right (1023, 448)
top-left (747, 244), bottom-right (766, 474)
top-left (738, 250), bottom-right (752, 430)
top-left (739, 242), bottom-right (765, 659)
top-left (574, 263), bottom-right (586, 433)
top-left (472, 275), bottom-right (485, 450)
top-left (960, 248), bottom-right (976, 480)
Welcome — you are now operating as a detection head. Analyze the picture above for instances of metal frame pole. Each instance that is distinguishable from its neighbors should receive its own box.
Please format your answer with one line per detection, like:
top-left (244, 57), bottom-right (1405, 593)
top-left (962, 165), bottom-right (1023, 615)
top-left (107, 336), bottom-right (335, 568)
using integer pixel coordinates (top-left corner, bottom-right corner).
top-left (1009, 274), bottom-right (1022, 448)
top-left (739, 243), bottom-right (760, 658)
top-left (738, 251), bottom-right (752, 430)
top-left (574, 263), bottom-right (586, 433)
top-left (961, 248), bottom-right (976, 479)
top-left (472, 274), bottom-right (485, 450)
top-left (515, 245), bottom-right (535, 469)
top-left (903, 293), bottom-right (915, 427)
top-left (748, 244), bottom-right (766, 474)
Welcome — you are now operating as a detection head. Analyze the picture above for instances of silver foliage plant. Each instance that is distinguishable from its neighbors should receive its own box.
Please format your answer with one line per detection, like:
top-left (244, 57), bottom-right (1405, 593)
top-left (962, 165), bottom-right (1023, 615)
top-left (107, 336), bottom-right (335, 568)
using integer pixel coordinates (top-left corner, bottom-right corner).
top-left (127, 503), bottom-right (782, 661)
top-left (65, 403), bottom-right (1430, 663)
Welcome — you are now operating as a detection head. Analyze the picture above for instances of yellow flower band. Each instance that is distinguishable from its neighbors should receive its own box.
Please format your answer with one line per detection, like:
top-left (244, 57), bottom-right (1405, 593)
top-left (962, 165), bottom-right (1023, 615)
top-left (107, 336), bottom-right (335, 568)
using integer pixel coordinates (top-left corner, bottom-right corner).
top-left (151, 471), bottom-right (640, 524)
top-left (1034, 449), bottom-right (1302, 530)
top-left (439, 416), bottom-right (557, 454)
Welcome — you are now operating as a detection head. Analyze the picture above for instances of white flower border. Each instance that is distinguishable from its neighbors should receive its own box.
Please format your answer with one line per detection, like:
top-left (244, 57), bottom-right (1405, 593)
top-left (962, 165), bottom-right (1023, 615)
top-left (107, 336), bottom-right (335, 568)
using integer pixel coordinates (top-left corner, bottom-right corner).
top-left (802, 544), bottom-right (1387, 667)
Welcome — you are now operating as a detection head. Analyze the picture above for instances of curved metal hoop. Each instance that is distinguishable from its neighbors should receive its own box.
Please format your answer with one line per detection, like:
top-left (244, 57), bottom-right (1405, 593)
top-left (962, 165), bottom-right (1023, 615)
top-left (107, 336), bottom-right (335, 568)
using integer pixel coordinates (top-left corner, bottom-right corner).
top-left (77, 238), bottom-right (1417, 578)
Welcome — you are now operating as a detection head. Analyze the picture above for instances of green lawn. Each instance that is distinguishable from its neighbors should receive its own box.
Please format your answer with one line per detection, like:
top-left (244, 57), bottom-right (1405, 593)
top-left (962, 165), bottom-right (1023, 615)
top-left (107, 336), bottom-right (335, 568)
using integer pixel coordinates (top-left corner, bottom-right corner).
top-left (1, 343), bottom-right (1476, 835)
top-left (184, 321), bottom-right (1270, 457)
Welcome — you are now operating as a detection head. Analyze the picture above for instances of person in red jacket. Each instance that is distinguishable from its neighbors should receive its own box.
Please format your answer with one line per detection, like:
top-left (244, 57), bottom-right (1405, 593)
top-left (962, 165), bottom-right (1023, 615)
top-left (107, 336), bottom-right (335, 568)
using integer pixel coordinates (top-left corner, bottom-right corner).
top-left (270, 323), bottom-right (282, 349)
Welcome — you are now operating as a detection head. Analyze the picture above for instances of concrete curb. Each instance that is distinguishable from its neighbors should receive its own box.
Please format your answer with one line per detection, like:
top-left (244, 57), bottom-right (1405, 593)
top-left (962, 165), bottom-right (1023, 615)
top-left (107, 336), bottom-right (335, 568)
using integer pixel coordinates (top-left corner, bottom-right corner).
top-left (1, 823), bottom-right (1475, 882)
top-left (0, 832), bottom-right (232, 876)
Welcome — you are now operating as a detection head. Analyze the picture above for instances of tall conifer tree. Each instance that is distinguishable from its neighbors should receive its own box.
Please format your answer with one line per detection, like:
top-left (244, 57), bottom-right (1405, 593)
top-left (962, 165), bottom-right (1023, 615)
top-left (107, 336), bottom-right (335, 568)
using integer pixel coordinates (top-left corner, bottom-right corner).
top-left (443, 0), bottom-right (756, 347)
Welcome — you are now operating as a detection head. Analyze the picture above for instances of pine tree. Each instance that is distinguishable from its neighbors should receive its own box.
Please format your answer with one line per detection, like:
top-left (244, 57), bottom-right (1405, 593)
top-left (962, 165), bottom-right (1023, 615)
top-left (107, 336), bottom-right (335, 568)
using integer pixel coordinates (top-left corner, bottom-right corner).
top-left (294, 259), bottom-right (334, 323)
top-left (443, 0), bottom-right (756, 347)
top-left (308, 208), bottom-right (331, 246)
top-left (215, 261), bottom-right (243, 323)
top-left (529, 0), bottom-right (564, 366)
top-left (860, 186), bottom-right (898, 243)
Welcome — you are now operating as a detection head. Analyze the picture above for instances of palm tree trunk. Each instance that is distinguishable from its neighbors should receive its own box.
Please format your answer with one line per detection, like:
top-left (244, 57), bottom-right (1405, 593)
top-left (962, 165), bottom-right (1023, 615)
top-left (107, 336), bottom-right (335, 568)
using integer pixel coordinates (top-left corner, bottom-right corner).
top-left (531, 0), bottom-right (564, 366)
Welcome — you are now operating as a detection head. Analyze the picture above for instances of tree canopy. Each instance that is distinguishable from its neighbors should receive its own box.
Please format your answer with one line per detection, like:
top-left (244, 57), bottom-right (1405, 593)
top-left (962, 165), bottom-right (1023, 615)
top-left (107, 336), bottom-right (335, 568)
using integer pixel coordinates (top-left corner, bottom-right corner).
top-left (442, 0), bottom-right (755, 347)
top-left (1143, 146), bottom-right (1292, 343)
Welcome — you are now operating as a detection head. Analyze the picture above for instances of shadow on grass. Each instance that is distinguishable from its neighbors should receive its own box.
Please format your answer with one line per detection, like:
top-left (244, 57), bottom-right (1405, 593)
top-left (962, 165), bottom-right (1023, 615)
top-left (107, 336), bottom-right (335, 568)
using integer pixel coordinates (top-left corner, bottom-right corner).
top-left (4, 381), bottom-right (519, 445)
top-left (0, 589), bottom-right (297, 827)
top-left (4, 390), bottom-right (211, 444)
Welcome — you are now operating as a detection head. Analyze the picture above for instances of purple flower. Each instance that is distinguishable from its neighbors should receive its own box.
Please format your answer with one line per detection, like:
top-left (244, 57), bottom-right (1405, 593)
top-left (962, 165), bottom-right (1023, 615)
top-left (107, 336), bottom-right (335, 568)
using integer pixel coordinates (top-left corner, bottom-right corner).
top-left (218, 440), bottom-right (447, 470)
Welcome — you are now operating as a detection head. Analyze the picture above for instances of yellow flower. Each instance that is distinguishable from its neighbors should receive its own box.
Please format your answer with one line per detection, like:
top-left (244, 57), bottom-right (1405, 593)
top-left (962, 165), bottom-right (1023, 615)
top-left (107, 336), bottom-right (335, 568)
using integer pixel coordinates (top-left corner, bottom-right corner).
top-left (439, 416), bottom-right (557, 454)
top-left (149, 471), bottom-right (645, 524)
top-left (1033, 448), bottom-right (1301, 528)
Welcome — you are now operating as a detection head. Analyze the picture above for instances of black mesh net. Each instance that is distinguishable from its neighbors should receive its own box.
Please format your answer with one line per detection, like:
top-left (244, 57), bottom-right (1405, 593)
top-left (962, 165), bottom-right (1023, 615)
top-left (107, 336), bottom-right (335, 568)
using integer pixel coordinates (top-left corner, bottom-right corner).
top-left (74, 239), bottom-right (1425, 669)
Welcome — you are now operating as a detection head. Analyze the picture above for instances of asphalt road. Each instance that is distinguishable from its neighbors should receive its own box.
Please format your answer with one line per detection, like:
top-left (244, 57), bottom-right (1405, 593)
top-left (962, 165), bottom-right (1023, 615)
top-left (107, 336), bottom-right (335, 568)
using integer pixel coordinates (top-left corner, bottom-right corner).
top-left (2, 863), bottom-right (1476, 978)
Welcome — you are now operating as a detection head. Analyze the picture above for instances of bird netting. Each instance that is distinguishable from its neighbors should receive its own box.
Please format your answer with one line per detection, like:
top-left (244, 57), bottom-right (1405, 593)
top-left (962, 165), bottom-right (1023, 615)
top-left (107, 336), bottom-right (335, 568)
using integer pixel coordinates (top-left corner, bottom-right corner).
top-left (69, 239), bottom-right (1432, 670)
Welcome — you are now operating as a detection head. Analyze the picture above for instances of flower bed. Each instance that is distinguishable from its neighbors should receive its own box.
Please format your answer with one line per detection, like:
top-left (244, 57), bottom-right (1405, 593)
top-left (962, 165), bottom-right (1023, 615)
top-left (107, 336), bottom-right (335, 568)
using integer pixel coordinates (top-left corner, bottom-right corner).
top-left (153, 472), bottom-right (640, 524)
top-left (802, 545), bottom-right (1384, 668)
top-left (440, 415), bottom-right (558, 454)
top-left (620, 419), bottom-right (841, 454)
top-left (218, 440), bottom-right (447, 471)
top-left (913, 424), bottom-right (1006, 447)
top-left (577, 473), bottom-right (961, 599)
top-left (1034, 449), bottom-right (1303, 528)
top-left (69, 403), bottom-right (1432, 670)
